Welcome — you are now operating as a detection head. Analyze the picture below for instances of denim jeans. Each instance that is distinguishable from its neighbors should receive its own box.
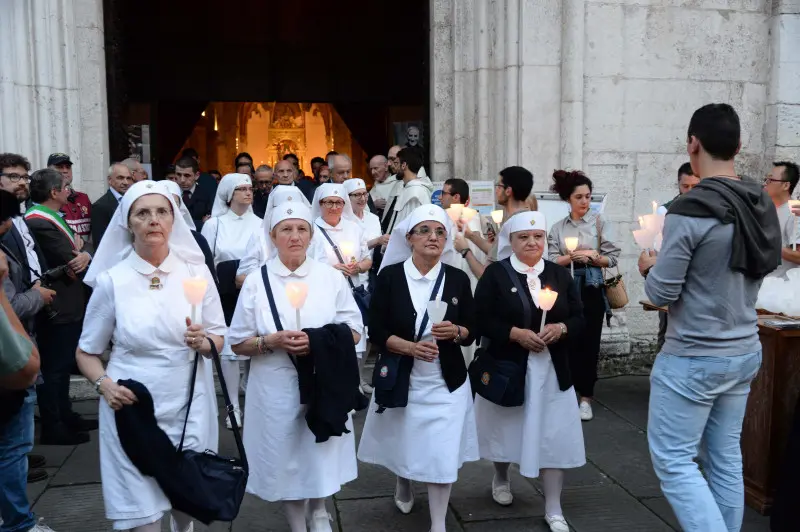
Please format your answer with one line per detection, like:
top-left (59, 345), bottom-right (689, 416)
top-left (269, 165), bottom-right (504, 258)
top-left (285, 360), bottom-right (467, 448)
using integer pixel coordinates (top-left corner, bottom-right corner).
top-left (648, 351), bottom-right (761, 532)
top-left (0, 389), bottom-right (36, 532)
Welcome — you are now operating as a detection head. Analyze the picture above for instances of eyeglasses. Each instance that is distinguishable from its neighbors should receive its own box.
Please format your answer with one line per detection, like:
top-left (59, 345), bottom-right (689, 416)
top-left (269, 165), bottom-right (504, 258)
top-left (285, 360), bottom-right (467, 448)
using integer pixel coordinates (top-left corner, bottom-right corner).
top-left (348, 192), bottom-right (368, 199)
top-left (321, 200), bottom-right (345, 209)
top-left (494, 182), bottom-right (505, 189)
top-left (410, 226), bottom-right (447, 239)
top-left (764, 178), bottom-right (788, 185)
top-left (0, 173), bottom-right (30, 183)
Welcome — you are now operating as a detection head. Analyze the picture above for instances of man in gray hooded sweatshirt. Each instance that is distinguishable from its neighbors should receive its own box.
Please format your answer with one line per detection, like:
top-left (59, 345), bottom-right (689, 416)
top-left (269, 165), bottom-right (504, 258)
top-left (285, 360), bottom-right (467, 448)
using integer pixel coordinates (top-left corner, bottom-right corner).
top-left (638, 103), bottom-right (781, 532)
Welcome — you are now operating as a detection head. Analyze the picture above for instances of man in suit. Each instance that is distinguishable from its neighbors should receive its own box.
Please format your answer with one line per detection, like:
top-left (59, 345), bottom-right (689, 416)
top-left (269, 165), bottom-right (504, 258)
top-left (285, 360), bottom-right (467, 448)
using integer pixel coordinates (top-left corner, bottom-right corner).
top-left (48, 152), bottom-right (93, 251)
top-left (26, 168), bottom-right (95, 445)
top-left (181, 147), bottom-right (218, 193)
top-left (91, 162), bottom-right (133, 247)
top-left (175, 155), bottom-right (215, 231)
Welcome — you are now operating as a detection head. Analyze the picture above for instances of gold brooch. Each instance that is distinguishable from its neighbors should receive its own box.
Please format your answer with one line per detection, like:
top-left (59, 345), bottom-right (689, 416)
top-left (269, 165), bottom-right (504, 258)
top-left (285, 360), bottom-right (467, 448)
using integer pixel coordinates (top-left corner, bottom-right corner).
top-left (149, 276), bottom-right (162, 290)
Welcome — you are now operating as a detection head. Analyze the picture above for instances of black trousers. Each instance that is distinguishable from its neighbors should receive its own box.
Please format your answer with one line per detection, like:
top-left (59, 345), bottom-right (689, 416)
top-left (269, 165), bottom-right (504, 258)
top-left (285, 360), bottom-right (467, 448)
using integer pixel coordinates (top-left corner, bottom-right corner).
top-left (569, 284), bottom-right (605, 398)
top-left (36, 321), bottom-right (82, 428)
top-left (656, 312), bottom-right (668, 353)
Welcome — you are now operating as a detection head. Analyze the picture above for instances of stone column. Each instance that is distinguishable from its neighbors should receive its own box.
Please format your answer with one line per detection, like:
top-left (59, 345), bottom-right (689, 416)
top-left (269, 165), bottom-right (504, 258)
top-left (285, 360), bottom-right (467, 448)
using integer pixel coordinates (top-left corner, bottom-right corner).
top-left (0, 0), bottom-right (109, 200)
top-left (768, 0), bottom-right (800, 169)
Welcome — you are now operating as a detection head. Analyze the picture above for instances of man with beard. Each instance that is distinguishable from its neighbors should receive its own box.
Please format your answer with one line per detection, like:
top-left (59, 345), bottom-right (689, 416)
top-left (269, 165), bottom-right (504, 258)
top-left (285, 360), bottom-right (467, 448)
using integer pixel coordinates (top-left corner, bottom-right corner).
top-left (253, 164), bottom-right (273, 218)
top-left (383, 147), bottom-right (433, 234)
top-left (48, 153), bottom-right (92, 251)
top-left (368, 154), bottom-right (401, 221)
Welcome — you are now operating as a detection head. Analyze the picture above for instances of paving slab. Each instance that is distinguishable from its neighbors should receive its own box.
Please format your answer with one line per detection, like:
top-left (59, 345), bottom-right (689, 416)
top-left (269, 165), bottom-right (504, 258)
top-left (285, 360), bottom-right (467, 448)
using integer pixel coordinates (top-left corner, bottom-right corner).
top-left (26, 467), bottom-right (58, 506)
top-left (29, 441), bottom-right (75, 468)
top-left (594, 376), bottom-right (650, 430)
top-left (232, 494), bottom-right (336, 532)
top-left (561, 485), bottom-right (673, 531)
top-left (641, 496), bottom-right (771, 532)
top-left (462, 518), bottom-right (555, 531)
top-left (49, 431), bottom-right (101, 486)
top-left (530, 462), bottom-right (611, 492)
top-left (32, 484), bottom-right (107, 531)
top-left (579, 404), bottom-right (662, 498)
top-left (450, 460), bottom-right (545, 522)
top-left (336, 496), bottom-right (463, 532)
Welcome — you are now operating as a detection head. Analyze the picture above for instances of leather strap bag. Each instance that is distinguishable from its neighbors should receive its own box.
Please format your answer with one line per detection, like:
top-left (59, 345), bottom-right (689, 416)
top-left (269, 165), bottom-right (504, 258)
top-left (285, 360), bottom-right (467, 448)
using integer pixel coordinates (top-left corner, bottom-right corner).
top-left (596, 217), bottom-right (628, 309)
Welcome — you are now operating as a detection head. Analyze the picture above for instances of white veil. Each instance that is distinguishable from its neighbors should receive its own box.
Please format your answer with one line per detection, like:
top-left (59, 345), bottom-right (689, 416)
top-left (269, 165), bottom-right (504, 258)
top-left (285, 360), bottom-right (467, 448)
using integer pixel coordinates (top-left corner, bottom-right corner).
top-left (158, 179), bottom-right (196, 230)
top-left (212, 173), bottom-right (253, 217)
top-left (84, 180), bottom-right (205, 287)
top-left (310, 183), bottom-right (358, 224)
top-left (379, 204), bottom-right (458, 273)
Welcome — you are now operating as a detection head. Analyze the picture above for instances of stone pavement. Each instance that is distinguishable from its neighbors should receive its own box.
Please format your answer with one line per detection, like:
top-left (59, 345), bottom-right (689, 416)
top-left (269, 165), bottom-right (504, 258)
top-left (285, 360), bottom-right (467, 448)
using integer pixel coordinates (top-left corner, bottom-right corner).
top-left (29, 375), bottom-right (772, 531)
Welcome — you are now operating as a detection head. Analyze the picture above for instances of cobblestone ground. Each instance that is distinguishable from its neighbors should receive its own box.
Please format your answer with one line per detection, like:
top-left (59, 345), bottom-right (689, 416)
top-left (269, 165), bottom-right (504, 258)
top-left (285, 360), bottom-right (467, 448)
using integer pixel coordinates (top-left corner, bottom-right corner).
top-left (29, 375), bottom-right (771, 531)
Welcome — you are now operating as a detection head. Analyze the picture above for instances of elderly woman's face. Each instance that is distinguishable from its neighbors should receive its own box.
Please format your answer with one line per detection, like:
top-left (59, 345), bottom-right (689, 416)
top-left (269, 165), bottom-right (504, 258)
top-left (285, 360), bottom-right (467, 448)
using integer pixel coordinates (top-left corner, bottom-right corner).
top-left (231, 184), bottom-right (253, 206)
top-left (128, 194), bottom-right (174, 247)
top-left (348, 188), bottom-right (368, 211)
top-left (407, 220), bottom-right (447, 260)
top-left (271, 219), bottom-right (312, 263)
top-left (511, 229), bottom-right (546, 265)
top-left (320, 196), bottom-right (345, 226)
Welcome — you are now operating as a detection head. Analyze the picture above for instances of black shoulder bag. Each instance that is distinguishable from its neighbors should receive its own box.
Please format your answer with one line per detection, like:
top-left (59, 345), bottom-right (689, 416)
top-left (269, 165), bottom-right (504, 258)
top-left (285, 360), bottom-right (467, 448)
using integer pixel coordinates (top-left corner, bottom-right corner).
top-left (468, 259), bottom-right (530, 407)
top-left (373, 264), bottom-right (446, 413)
top-left (172, 341), bottom-right (248, 523)
top-left (316, 224), bottom-right (371, 326)
top-left (260, 264), bottom-right (298, 368)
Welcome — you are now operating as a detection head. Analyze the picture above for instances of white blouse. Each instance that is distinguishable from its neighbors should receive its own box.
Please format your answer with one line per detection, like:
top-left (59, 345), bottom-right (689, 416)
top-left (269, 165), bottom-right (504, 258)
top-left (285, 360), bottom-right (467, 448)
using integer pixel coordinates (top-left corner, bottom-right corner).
top-left (201, 210), bottom-right (262, 265)
top-left (403, 257), bottom-right (446, 341)
top-left (314, 217), bottom-right (370, 288)
top-left (228, 256), bottom-right (363, 345)
top-left (354, 210), bottom-right (382, 285)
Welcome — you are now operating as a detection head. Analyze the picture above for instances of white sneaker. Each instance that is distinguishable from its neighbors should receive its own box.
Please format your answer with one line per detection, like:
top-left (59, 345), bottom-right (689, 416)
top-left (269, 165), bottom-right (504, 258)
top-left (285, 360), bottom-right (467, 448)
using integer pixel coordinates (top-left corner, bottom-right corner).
top-left (545, 514), bottom-right (569, 532)
top-left (308, 509), bottom-right (333, 532)
top-left (579, 401), bottom-right (593, 421)
top-left (394, 485), bottom-right (415, 514)
top-left (169, 515), bottom-right (194, 532)
top-left (226, 409), bottom-right (242, 430)
top-left (360, 381), bottom-right (374, 395)
top-left (491, 475), bottom-right (513, 506)
top-left (29, 518), bottom-right (56, 531)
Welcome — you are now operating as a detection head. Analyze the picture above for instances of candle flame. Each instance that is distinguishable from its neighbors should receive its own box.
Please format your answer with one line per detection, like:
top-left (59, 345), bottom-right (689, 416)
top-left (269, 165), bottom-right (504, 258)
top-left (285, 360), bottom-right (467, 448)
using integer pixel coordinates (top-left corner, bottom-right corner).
top-left (339, 241), bottom-right (355, 261)
top-left (538, 287), bottom-right (559, 312)
top-left (491, 210), bottom-right (504, 224)
top-left (182, 277), bottom-right (208, 305)
top-left (285, 282), bottom-right (309, 309)
top-left (652, 201), bottom-right (658, 215)
top-left (638, 216), bottom-right (644, 228)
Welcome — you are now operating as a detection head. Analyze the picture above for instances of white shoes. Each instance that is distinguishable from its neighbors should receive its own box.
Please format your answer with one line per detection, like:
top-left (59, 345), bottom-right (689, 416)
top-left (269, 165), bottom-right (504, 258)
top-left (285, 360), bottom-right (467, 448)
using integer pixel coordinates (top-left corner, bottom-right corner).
top-left (308, 509), bottom-right (333, 532)
top-left (226, 409), bottom-right (243, 430)
top-left (29, 518), bottom-right (56, 531)
top-left (360, 380), bottom-right (374, 395)
top-left (169, 515), bottom-right (194, 532)
top-left (545, 514), bottom-right (569, 532)
top-left (394, 484), bottom-right (415, 514)
top-left (579, 401), bottom-right (593, 421)
top-left (491, 475), bottom-right (513, 506)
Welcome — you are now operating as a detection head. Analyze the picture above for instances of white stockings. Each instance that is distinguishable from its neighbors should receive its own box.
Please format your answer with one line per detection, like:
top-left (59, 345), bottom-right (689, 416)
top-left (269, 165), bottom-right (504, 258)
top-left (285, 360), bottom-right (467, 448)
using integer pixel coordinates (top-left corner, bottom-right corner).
top-left (220, 359), bottom-right (241, 413)
top-left (541, 468), bottom-right (564, 516)
top-left (427, 483), bottom-right (452, 532)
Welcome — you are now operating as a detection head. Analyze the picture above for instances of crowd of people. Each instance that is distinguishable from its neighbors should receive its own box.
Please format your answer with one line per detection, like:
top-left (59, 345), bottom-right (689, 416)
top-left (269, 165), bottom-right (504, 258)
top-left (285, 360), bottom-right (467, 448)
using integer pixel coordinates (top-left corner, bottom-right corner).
top-left (1, 104), bottom-right (798, 532)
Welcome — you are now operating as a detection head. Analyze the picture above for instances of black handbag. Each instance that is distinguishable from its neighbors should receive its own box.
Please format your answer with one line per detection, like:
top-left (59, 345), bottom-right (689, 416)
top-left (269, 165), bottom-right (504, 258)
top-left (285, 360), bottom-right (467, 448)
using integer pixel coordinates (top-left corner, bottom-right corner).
top-left (316, 224), bottom-right (371, 326)
top-left (373, 264), bottom-right (446, 412)
top-left (171, 341), bottom-right (249, 523)
top-left (468, 259), bottom-right (530, 407)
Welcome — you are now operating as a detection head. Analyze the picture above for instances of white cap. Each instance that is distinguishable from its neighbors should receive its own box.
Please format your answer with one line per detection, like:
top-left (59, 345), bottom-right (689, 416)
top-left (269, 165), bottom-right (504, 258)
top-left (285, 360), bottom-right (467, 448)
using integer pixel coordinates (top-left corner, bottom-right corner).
top-left (497, 211), bottom-right (548, 261)
top-left (343, 178), bottom-right (367, 194)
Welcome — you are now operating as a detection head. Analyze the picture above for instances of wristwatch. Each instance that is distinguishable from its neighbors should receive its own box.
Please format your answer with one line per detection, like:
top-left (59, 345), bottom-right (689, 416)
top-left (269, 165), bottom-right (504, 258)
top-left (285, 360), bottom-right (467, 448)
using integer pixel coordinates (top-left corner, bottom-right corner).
top-left (558, 323), bottom-right (567, 336)
top-left (95, 375), bottom-right (110, 393)
top-left (453, 325), bottom-right (463, 344)
top-left (460, 248), bottom-right (470, 258)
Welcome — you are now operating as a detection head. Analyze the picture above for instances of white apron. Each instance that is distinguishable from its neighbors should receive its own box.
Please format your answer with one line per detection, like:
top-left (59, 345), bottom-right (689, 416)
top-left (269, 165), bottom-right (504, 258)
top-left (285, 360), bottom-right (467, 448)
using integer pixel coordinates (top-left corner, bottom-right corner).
top-left (474, 349), bottom-right (586, 478)
top-left (96, 264), bottom-right (219, 525)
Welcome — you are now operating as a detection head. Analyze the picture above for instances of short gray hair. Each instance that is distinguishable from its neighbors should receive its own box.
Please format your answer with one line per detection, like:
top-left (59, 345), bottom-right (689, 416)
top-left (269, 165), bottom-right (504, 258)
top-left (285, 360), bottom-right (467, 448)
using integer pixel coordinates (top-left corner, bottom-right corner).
top-left (120, 158), bottom-right (141, 171)
top-left (334, 154), bottom-right (352, 167)
top-left (255, 164), bottom-right (273, 172)
top-left (107, 162), bottom-right (129, 177)
top-left (29, 168), bottom-right (65, 203)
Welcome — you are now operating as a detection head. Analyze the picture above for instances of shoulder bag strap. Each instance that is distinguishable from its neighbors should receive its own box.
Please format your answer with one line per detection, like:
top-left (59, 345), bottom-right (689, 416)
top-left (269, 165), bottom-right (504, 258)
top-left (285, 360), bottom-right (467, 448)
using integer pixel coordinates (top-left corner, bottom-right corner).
top-left (260, 264), bottom-right (297, 368)
top-left (415, 265), bottom-right (447, 342)
top-left (207, 339), bottom-right (248, 470)
top-left (178, 353), bottom-right (200, 452)
top-left (499, 259), bottom-right (533, 330)
top-left (316, 224), bottom-right (357, 290)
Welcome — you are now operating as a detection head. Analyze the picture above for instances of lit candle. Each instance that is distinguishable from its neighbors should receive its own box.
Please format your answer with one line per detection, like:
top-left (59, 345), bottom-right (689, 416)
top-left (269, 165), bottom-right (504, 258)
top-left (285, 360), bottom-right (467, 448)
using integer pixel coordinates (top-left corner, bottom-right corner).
top-left (182, 277), bottom-right (208, 324)
top-left (285, 282), bottom-right (309, 330)
top-left (460, 207), bottom-right (478, 223)
top-left (652, 201), bottom-right (658, 215)
top-left (564, 237), bottom-right (579, 278)
top-left (339, 240), bottom-right (356, 263)
top-left (789, 200), bottom-right (800, 251)
top-left (632, 228), bottom-right (657, 250)
top-left (538, 287), bottom-right (558, 332)
top-left (446, 203), bottom-right (464, 223)
top-left (491, 210), bottom-right (504, 225)
top-left (638, 216), bottom-right (644, 229)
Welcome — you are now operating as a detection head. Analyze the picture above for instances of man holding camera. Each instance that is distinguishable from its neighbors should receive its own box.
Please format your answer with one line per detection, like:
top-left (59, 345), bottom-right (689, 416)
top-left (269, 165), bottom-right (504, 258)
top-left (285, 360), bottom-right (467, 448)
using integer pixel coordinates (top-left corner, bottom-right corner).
top-left (24, 168), bottom-right (95, 446)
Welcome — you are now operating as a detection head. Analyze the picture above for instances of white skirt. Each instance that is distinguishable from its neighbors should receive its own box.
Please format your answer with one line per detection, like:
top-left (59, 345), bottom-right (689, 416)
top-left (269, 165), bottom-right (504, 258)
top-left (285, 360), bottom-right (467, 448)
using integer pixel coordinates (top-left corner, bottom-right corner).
top-left (357, 357), bottom-right (479, 484)
top-left (474, 349), bottom-right (586, 478)
top-left (243, 352), bottom-right (357, 502)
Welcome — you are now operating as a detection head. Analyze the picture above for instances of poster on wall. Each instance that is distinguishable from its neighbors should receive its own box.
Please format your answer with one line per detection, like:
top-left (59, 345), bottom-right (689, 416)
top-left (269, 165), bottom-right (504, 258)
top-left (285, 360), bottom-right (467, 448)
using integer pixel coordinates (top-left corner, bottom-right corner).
top-left (430, 180), bottom-right (495, 216)
top-left (393, 122), bottom-right (425, 151)
top-left (125, 124), bottom-right (152, 170)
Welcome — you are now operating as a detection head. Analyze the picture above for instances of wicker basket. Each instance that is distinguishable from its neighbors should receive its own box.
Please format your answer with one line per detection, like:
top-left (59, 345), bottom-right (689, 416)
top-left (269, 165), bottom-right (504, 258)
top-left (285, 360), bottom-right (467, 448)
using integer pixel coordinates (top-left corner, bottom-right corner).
top-left (603, 268), bottom-right (629, 309)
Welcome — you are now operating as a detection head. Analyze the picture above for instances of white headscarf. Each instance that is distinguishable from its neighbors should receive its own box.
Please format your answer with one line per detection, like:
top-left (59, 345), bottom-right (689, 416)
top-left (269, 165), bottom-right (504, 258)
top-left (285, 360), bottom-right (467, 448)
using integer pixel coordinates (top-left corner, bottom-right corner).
top-left (310, 183), bottom-right (357, 224)
top-left (379, 204), bottom-right (457, 273)
top-left (262, 201), bottom-right (313, 260)
top-left (259, 184), bottom-right (311, 236)
top-left (497, 211), bottom-right (548, 261)
top-left (84, 180), bottom-right (205, 287)
top-left (497, 211), bottom-right (548, 307)
top-left (211, 173), bottom-right (252, 217)
top-left (158, 179), bottom-right (196, 230)
top-left (343, 178), bottom-right (367, 194)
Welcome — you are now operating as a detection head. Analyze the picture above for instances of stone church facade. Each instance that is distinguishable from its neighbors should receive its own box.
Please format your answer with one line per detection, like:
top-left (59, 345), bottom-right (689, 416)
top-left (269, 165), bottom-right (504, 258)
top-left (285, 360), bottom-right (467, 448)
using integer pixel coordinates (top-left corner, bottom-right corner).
top-left (1, 0), bottom-right (798, 347)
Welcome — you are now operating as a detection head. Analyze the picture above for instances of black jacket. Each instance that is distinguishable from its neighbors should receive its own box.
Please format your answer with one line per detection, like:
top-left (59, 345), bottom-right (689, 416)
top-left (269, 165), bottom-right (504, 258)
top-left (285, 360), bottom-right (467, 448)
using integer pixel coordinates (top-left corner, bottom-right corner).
top-left (474, 258), bottom-right (584, 391)
top-left (191, 230), bottom-right (219, 289)
top-left (91, 190), bottom-right (119, 247)
top-left (184, 182), bottom-right (216, 232)
top-left (369, 262), bottom-right (476, 401)
top-left (1, 223), bottom-right (48, 284)
top-left (669, 177), bottom-right (781, 279)
top-left (297, 323), bottom-right (368, 443)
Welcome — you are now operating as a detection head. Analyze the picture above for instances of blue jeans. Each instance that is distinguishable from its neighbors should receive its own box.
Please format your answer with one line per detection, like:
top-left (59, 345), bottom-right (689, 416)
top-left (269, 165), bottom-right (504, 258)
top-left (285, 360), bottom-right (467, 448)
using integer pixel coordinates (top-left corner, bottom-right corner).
top-left (648, 351), bottom-right (761, 532)
top-left (0, 389), bottom-right (36, 532)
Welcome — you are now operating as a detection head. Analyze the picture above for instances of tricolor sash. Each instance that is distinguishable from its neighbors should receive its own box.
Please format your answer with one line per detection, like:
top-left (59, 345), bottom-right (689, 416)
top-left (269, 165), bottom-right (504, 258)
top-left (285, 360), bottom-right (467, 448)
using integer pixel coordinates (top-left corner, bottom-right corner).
top-left (25, 204), bottom-right (77, 249)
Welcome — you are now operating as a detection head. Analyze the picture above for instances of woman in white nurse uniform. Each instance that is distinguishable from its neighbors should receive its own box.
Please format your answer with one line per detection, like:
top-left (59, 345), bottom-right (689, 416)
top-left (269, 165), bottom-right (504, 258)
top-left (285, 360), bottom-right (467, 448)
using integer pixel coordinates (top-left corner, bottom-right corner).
top-left (357, 204), bottom-right (479, 532)
top-left (473, 211), bottom-right (586, 532)
top-left (310, 183), bottom-right (372, 379)
top-left (200, 173), bottom-right (261, 428)
top-left (229, 201), bottom-right (363, 532)
top-left (75, 181), bottom-right (226, 532)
